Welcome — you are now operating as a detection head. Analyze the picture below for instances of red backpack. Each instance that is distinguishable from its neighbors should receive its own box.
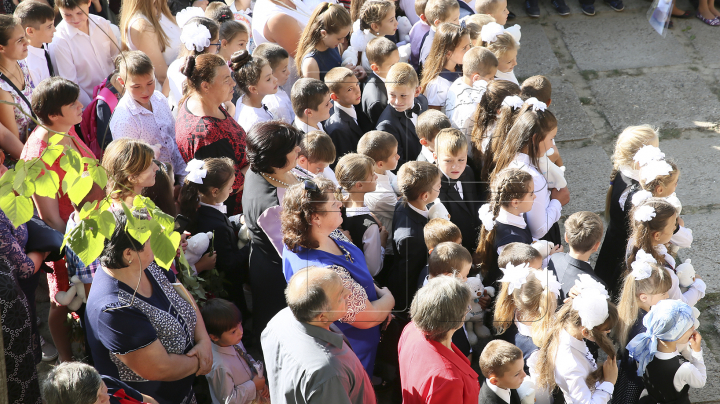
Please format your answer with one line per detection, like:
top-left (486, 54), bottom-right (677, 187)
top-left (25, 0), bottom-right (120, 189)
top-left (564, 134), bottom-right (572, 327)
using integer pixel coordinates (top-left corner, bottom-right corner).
top-left (80, 78), bottom-right (119, 159)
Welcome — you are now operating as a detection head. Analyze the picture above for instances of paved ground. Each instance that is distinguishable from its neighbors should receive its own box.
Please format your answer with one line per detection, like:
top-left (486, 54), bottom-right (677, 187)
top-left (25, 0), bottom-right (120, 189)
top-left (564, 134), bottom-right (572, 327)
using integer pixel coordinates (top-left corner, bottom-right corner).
top-left (508, 0), bottom-right (720, 400)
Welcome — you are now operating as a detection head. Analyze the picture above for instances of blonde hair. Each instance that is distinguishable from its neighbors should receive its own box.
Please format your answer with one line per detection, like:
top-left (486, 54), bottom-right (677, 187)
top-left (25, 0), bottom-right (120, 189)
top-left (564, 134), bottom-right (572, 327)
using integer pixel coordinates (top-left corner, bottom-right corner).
top-left (102, 138), bottom-right (155, 201)
top-left (299, 131), bottom-right (336, 163)
top-left (420, 23), bottom-right (468, 93)
top-left (626, 198), bottom-right (677, 269)
top-left (424, 218), bottom-right (462, 250)
top-left (334, 153), bottom-right (375, 203)
top-left (398, 161), bottom-right (441, 202)
top-left (357, 130), bottom-right (398, 163)
top-left (479, 340), bottom-right (523, 378)
top-left (486, 32), bottom-right (518, 57)
top-left (428, 242), bottom-right (472, 278)
top-left (640, 160), bottom-right (678, 195)
top-left (535, 299), bottom-right (618, 392)
top-left (366, 36), bottom-right (398, 66)
top-left (358, 0), bottom-right (395, 32)
top-left (425, 0), bottom-right (460, 26)
top-left (564, 211), bottom-right (604, 253)
top-left (434, 128), bottom-right (468, 157)
top-left (324, 66), bottom-right (356, 94)
top-left (475, 0), bottom-right (503, 14)
top-left (464, 13), bottom-right (495, 43)
top-left (386, 62), bottom-right (419, 89)
top-left (615, 263), bottom-right (671, 352)
top-left (493, 273), bottom-right (557, 345)
top-left (296, 3), bottom-right (352, 75)
top-left (462, 46), bottom-right (498, 78)
top-left (120, 0), bottom-right (176, 53)
top-left (417, 110), bottom-right (451, 142)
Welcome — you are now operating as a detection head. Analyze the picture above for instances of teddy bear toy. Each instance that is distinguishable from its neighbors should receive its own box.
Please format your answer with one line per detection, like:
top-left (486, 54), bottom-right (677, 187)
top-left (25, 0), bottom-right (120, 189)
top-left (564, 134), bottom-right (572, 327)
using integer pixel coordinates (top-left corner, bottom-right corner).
top-left (185, 231), bottom-right (213, 274)
top-left (537, 148), bottom-right (567, 191)
top-left (54, 275), bottom-right (87, 311)
top-left (229, 214), bottom-right (251, 249)
top-left (675, 259), bottom-right (695, 292)
top-left (531, 240), bottom-right (555, 259)
top-left (465, 275), bottom-right (496, 345)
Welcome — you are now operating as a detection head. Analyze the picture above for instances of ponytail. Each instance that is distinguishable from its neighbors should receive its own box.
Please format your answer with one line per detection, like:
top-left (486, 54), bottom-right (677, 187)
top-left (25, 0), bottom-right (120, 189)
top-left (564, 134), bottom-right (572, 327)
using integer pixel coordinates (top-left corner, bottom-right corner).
top-left (333, 153), bottom-right (375, 206)
top-left (296, 3), bottom-right (352, 76)
top-left (230, 50), bottom-right (269, 96)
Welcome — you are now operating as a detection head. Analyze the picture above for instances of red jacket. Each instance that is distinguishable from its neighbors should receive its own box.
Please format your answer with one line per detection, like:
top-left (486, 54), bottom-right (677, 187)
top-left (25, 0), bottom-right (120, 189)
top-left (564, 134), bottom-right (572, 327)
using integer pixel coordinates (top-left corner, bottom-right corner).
top-left (398, 322), bottom-right (480, 404)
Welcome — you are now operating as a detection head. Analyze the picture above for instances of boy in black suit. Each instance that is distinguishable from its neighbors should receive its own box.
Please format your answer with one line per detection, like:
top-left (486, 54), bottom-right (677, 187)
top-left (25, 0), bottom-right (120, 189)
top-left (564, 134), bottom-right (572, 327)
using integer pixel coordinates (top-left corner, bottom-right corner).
top-left (362, 37), bottom-right (400, 125)
top-left (391, 161), bottom-right (441, 319)
top-left (435, 128), bottom-right (482, 254)
top-left (479, 340), bottom-right (526, 404)
top-left (548, 211), bottom-right (606, 302)
top-left (416, 110), bottom-right (451, 164)
top-left (376, 62), bottom-right (428, 169)
top-left (323, 67), bottom-right (373, 167)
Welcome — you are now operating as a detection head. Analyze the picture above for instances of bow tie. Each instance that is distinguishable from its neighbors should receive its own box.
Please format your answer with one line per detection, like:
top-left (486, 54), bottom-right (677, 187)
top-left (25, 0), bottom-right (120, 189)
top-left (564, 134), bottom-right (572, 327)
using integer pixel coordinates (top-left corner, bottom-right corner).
top-left (405, 102), bottom-right (421, 119)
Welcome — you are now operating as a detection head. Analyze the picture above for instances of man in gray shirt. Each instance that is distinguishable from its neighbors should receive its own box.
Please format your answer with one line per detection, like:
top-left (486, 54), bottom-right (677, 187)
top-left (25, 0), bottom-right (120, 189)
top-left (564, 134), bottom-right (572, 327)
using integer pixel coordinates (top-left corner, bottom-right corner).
top-left (261, 266), bottom-right (376, 404)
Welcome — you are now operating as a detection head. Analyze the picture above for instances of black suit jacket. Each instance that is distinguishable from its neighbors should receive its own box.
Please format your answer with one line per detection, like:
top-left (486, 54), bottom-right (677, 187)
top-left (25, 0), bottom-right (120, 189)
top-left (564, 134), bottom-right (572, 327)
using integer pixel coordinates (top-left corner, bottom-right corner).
top-left (376, 95), bottom-right (429, 170)
top-left (325, 104), bottom-right (373, 168)
top-left (438, 166), bottom-right (482, 253)
top-left (362, 74), bottom-right (388, 125)
top-left (479, 380), bottom-right (521, 404)
top-left (193, 206), bottom-right (249, 276)
top-left (548, 252), bottom-right (607, 305)
top-left (391, 200), bottom-right (429, 316)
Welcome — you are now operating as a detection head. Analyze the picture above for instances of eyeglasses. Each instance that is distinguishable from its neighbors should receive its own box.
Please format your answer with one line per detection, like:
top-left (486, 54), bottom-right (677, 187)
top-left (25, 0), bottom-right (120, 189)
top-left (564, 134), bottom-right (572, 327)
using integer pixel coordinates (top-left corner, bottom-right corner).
top-left (210, 43), bottom-right (222, 53)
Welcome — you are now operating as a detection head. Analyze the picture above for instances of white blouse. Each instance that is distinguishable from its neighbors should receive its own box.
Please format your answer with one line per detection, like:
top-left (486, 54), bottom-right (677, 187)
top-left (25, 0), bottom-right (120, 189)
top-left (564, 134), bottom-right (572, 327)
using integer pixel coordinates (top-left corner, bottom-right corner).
top-left (423, 75), bottom-right (453, 109)
top-left (495, 69), bottom-right (519, 85)
top-left (262, 88), bottom-right (295, 124)
top-left (554, 329), bottom-right (614, 404)
top-left (345, 206), bottom-right (385, 277)
top-left (655, 348), bottom-right (706, 393)
top-left (364, 170), bottom-right (399, 248)
top-left (234, 96), bottom-right (274, 132)
top-left (509, 153), bottom-right (562, 240)
top-left (445, 78), bottom-right (486, 151)
top-left (166, 57), bottom-right (187, 114)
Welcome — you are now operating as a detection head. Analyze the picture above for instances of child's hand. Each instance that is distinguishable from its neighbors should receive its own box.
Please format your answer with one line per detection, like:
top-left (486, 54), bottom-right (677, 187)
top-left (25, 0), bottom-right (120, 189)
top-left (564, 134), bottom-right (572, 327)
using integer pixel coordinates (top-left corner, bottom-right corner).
top-left (177, 233), bottom-right (190, 258)
top-left (677, 217), bottom-right (685, 227)
top-left (690, 331), bottom-right (702, 352)
top-left (378, 224), bottom-right (389, 248)
top-left (477, 290), bottom-right (491, 310)
top-left (195, 251), bottom-right (217, 273)
top-left (260, 386), bottom-right (270, 400)
top-left (550, 187), bottom-right (570, 206)
top-left (252, 374), bottom-right (266, 391)
top-left (602, 357), bottom-right (618, 385)
top-left (563, 285), bottom-right (581, 303)
top-left (550, 244), bottom-right (563, 255)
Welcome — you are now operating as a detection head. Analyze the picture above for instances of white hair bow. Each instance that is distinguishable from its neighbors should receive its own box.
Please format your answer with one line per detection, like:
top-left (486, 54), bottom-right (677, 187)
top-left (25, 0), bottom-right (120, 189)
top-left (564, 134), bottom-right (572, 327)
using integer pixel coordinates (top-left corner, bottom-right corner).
top-left (634, 205), bottom-right (656, 222)
top-left (502, 95), bottom-right (524, 110)
top-left (573, 273), bottom-right (609, 299)
top-left (186, 159), bottom-right (207, 184)
top-left (534, 268), bottom-right (561, 298)
top-left (480, 22), bottom-right (505, 44)
top-left (640, 159), bottom-right (672, 183)
top-left (176, 6), bottom-right (206, 28)
top-left (630, 249), bottom-right (656, 280)
top-left (499, 263), bottom-right (531, 295)
top-left (572, 287), bottom-right (609, 330)
top-left (633, 145), bottom-right (665, 167)
top-left (631, 190), bottom-right (653, 206)
top-left (478, 204), bottom-right (495, 231)
top-left (180, 22), bottom-right (212, 52)
top-left (525, 97), bottom-right (547, 112)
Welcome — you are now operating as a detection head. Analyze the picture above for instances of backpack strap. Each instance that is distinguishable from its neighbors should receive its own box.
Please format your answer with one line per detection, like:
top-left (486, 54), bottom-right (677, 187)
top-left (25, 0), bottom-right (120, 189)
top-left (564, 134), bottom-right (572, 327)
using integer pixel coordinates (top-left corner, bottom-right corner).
top-left (96, 87), bottom-right (119, 111)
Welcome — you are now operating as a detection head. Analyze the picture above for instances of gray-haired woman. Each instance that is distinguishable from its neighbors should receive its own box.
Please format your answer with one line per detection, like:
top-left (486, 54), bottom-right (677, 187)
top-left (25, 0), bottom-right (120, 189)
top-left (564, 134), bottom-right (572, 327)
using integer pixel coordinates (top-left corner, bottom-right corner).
top-left (397, 275), bottom-right (481, 404)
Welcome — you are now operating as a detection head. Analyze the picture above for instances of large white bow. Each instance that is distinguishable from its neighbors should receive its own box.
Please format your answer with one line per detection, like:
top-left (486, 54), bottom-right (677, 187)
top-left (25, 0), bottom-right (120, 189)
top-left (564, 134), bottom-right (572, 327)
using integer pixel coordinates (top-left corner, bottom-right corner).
top-left (186, 159), bottom-right (207, 184)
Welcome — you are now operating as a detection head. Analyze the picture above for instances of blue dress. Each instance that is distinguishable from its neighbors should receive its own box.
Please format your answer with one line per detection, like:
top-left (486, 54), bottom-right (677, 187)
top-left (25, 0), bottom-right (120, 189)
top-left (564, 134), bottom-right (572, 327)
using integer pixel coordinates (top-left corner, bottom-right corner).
top-left (304, 47), bottom-right (342, 81)
top-left (283, 238), bottom-right (381, 375)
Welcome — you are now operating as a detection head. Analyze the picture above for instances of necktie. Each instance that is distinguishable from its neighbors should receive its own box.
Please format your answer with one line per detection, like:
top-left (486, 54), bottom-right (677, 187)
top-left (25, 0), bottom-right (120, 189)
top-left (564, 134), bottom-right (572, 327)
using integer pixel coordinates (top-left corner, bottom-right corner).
top-left (404, 102), bottom-right (422, 119)
top-left (44, 46), bottom-right (54, 77)
top-left (455, 181), bottom-right (463, 199)
top-left (234, 345), bottom-right (258, 376)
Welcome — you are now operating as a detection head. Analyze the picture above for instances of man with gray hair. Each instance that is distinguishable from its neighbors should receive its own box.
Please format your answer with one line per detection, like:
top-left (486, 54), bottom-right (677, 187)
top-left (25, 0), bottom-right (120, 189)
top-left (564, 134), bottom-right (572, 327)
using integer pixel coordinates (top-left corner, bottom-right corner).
top-left (261, 266), bottom-right (376, 404)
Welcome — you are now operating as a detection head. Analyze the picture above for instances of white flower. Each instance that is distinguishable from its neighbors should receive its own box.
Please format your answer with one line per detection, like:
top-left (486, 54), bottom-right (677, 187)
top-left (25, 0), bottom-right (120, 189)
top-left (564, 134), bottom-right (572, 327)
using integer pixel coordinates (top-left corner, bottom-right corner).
top-left (533, 268), bottom-right (561, 298)
top-left (629, 257), bottom-right (653, 280)
top-left (480, 22), bottom-right (505, 44)
top-left (185, 159), bottom-right (207, 184)
top-left (180, 23), bottom-right (212, 52)
top-left (525, 97), bottom-right (547, 112)
top-left (502, 95), bottom-right (524, 110)
top-left (640, 159), bottom-right (673, 183)
top-left (478, 204), bottom-right (495, 231)
top-left (634, 205), bottom-right (656, 222)
top-left (572, 287), bottom-right (610, 330)
top-left (499, 263), bottom-right (531, 295)
top-left (633, 145), bottom-right (665, 167)
top-left (574, 273), bottom-right (609, 298)
top-left (176, 6), bottom-right (205, 28)
top-left (632, 190), bottom-right (653, 206)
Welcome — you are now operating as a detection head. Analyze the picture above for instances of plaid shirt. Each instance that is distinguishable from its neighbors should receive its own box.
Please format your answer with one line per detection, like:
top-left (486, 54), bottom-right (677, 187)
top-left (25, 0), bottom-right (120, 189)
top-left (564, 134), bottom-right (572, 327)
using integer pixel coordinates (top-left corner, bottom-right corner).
top-left (65, 213), bottom-right (101, 284)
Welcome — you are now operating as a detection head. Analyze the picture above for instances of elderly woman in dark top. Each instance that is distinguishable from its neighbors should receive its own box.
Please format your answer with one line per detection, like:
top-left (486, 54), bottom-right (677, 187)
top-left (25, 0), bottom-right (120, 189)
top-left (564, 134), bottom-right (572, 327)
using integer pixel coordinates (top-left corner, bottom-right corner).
top-left (84, 209), bottom-right (212, 404)
top-left (241, 120), bottom-right (302, 346)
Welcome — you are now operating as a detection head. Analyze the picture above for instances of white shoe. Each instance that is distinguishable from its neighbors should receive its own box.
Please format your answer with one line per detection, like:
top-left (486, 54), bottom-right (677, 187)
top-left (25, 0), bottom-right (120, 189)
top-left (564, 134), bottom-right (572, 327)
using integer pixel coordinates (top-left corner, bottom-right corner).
top-left (40, 336), bottom-right (59, 362)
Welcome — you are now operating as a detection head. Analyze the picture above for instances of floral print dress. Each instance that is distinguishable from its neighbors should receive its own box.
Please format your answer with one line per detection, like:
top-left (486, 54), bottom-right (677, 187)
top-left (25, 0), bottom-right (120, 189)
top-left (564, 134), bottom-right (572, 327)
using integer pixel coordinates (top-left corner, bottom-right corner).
top-left (0, 60), bottom-right (35, 142)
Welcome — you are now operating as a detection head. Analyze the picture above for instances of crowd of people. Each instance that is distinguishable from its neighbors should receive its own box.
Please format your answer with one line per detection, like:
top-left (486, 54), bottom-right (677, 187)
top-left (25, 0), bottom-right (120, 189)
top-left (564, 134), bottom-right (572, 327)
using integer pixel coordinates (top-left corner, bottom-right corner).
top-left (0, 0), bottom-right (709, 403)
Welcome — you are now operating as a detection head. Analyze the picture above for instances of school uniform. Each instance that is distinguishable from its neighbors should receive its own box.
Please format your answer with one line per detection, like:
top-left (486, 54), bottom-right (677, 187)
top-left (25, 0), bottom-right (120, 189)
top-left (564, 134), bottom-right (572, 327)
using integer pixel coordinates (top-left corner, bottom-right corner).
top-left (409, 21), bottom-right (430, 70)
top-left (446, 78), bottom-right (487, 152)
top-left (497, 319), bottom-right (538, 376)
top-left (24, 44), bottom-right (54, 89)
top-left (483, 209), bottom-right (533, 288)
top-left (457, 0), bottom-right (476, 18)
top-left (419, 27), bottom-right (436, 66)
top-left (613, 309), bottom-right (647, 404)
top-left (362, 73), bottom-right (388, 125)
top-left (548, 252), bottom-right (607, 303)
top-left (303, 47), bottom-right (342, 82)
top-left (554, 329), bottom-right (614, 404)
top-left (376, 95), bottom-right (429, 170)
top-left (438, 166), bottom-right (481, 254)
top-left (642, 349), bottom-right (706, 404)
top-left (391, 200), bottom-right (429, 317)
top-left (293, 117), bottom-right (323, 134)
top-left (495, 69), bottom-right (519, 86)
top-left (325, 103), bottom-right (374, 167)
top-left (262, 88), bottom-right (295, 124)
top-left (234, 97), bottom-right (274, 132)
top-left (417, 146), bottom-right (435, 163)
top-left (424, 70), bottom-right (462, 110)
top-left (342, 207), bottom-right (385, 277)
top-left (364, 170), bottom-right (400, 248)
top-left (479, 380), bottom-right (521, 404)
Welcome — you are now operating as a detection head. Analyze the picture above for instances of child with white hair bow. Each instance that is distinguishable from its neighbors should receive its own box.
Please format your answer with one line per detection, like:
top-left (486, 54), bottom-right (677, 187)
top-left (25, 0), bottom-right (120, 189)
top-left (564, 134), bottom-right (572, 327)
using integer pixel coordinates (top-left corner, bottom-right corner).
top-left (626, 299), bottom-right (705, 404)
top-left (481, 22), bottom-right (520, 85)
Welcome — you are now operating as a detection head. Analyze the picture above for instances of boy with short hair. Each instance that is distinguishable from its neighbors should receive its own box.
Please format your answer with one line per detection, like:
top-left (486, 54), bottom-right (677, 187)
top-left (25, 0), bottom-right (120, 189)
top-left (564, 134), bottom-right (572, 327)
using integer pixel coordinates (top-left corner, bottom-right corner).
top-left (254, 43), bottom-right (295, 124)
top-left (50, 0), bottom-right (119, 107)
top-left (445, 47), bottom-right (498, 145)
top-left (498, 242), bottom-right (543, 271)
top-left (362, 37), bottom-right (400, 125)
top-left (391, 161), bottom-right (441, 317)
top-left (478, 340), bottom-right (526, 404)
top-left (292, 130), bottom-right (338, 185)
top-left (14, 1), bottom-right (56, 86)
top-left (548, 211), bottom-right (606, 300)
top-left (376, 63), bottom-right (428, 169)
top-left (434, 128), bottom-right (481, 254)
top-left (417, 218), bottom-right (462, 288)
top-left (475, 0), bottom-right (510, 24)
top-left (416, 109), bottom-right (451, 163)
top-left (324, 67), bottom-right (373, 164)
top-left (201, 298), bottom-right (269, 404)
top-left (290, 78), bottom-right (333, 133)
top-left (419, 0), bottom-right (461, 65)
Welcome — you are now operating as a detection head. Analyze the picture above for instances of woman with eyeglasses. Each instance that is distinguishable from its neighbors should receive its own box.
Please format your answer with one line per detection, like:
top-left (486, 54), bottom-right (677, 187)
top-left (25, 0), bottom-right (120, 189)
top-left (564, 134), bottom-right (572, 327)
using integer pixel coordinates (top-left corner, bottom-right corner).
top-left (163, 16), bottom-right (221, 115)
top-left (280, 176), bottom-right (395, 378)
top-left (175, 53), bottom-right (248, 215)
top-left (84, 209), bottom-right (213, 404)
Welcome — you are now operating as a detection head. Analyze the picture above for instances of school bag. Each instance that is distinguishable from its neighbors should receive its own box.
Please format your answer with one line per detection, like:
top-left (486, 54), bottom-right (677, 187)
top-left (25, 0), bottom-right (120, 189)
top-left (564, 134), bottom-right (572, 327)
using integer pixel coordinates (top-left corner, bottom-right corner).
top-left (80, 77), bottom-right (118, 159)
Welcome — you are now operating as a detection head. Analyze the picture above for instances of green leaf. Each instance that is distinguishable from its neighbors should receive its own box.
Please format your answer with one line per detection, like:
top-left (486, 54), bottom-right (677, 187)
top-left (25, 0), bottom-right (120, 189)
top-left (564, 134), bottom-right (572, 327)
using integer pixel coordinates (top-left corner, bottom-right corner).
top-left (35, 170), bottom-right (60, 198)
top-left (151, 223), bottom-right (181, 269)
top-left (42, 145), bottom-right (64, 166)
top-left (12, 160), bottom-right (26, 191)
top-left (97, 210), bottom-right (117, 238)
top-left (67, 175), bottom-right (93, 205)
top-left (0, 193), bottom-right (34, 227)
top-left (78, 200), bottom-right (98, 220)
top-left (66, 219), bottom-right (105, 266)
top-left (87, 163), bottom-right (108, 189)
top-left (0, 168), bottom-right (14, 186)
top-left (48, 133), bottom-right (65, 146)
top-left (59, 149), bottom-right (81, 177)
top-left (126, 214), bottom-right (152, 245)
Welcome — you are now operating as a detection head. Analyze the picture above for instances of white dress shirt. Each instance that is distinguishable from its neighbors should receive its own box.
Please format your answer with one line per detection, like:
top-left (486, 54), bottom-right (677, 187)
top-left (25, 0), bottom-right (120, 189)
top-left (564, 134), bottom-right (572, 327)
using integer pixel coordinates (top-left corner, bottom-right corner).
top-left (50, 14), bottom-right (119, 107)
top-left (509, 153), bottom-right (562, 240)
top-left (495, 208), bottom-right (528, 255)
top-left (345, 206), bottom-right (385, 276)
top-left (408, 201), bottom-right (429, 218)
top-left (420, 146), bottom-right (435, 163)
top-left (495, 69), bottom-right (519, 85)
top-left (293, 116), bottom-right (323, 134)
top-left (334, 102), bottom-right (357, 125)
top-left (24, 45), bottom-right (52, 88)
top-left (263, 88), bottom-right (295, 124)
top-left (110, 90), bottom-right (187, 177)
top-left (555, 329), bottom-right (614, 404)
top-left (446, 78), bottom-right (487, 152)
top-left (365, 170), bottom-right (399, 250)
top-left (654, 349), bottom-right (707, 393)
top-left (440, 170), bottom-right (463, 199)
top-left (423, 75), bottom-right (453, 109)
top-left (419, 26), bottom-right (436, 65)
top-left (234, 96), bottom-right (274, 132)
top-left (487, 382), bottom-right (512, 404)
top-left (200, 201), bottom-right (227, 214)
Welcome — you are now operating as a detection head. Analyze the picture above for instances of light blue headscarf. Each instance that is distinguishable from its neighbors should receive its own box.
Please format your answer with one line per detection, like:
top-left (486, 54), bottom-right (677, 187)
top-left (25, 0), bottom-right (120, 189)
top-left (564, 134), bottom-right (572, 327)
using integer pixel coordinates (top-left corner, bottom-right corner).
top-left (626, 299), bottom-right (694, 377)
